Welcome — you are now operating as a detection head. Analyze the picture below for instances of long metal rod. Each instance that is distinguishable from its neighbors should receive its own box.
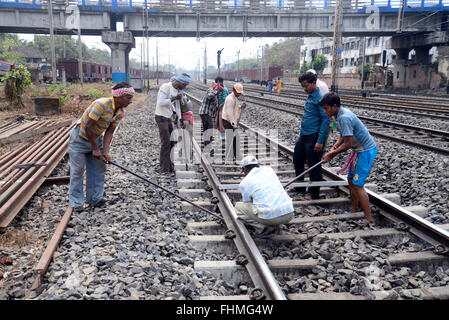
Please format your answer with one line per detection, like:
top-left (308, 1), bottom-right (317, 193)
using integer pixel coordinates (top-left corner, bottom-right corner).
top-left (31, 206), bottom-right (73, 291)
top-left (108, 160), bottom-right (223, 221)
top-left (283, 159), bottom-right (324, 189)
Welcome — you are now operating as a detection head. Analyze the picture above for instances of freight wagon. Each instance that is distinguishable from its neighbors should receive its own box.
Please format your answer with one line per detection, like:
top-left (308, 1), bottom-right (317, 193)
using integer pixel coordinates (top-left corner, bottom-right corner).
top-left (210, 66), bottom-right (283, 83)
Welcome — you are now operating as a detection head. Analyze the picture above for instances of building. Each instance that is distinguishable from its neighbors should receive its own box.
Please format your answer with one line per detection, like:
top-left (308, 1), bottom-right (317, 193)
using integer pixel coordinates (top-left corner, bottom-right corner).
top-left (7, 46), bottom-right (46, 66)
top-left (301, 36), bottom-right (438, 89)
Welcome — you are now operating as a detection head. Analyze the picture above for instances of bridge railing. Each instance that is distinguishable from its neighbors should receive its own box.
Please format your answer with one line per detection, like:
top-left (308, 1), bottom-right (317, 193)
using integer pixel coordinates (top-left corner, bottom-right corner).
top-left (0, 0), bottom-right (448, 12)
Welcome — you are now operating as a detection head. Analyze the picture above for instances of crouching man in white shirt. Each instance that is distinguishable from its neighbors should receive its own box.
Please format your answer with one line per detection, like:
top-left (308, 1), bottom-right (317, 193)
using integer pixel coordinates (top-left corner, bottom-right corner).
top-left (235, 155), bottom-right (294, 238)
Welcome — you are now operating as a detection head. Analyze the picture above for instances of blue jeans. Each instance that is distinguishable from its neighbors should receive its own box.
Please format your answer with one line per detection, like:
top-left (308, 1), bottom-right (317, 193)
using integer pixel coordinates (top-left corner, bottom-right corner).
top-left (68, 126), bottom-right (106, 207)
top-left (293, 132), bottom-right (323, 198)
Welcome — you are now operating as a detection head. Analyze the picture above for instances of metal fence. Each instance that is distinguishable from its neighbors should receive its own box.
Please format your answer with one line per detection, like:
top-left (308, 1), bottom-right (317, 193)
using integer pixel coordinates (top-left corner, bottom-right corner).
top-left (0, 0), bottom-right (448, 11)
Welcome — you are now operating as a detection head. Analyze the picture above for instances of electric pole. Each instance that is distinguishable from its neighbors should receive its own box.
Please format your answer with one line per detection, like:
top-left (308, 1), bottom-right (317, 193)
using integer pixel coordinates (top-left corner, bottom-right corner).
top-left (217, 48), bottom-right (224, 76)
top-left (260, 45), bottom-right (264, 83)
top-left (75, 5), bottom-right (83, 86)
top-left (203, 43), bottom-right (207, 84)
top-left (48, 0), bottom-right (57, 83)
top-left (360, 37), bottom-right (366, 89)
top-left (331, 0), bottom-right (343, 93)
top-left (156, 42), bottom-right (159, 85)
top-left (237, 50), bottom-right (240, 81)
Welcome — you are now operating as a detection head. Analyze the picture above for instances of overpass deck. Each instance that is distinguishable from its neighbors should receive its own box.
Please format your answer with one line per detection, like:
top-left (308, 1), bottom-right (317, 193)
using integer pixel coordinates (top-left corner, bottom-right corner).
top-left (0, 0), bottom-right (449, 13)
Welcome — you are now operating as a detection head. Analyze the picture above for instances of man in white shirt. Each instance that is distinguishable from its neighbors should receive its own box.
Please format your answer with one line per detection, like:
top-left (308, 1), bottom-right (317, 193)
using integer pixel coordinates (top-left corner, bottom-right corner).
top-left (155, 74), bottom-right (190, 174)
top-left (235, 155), bottom-right (294, 238)
top-left (222, 83), bottom-right (246, 162)
top-left (307, 69), bottom-right (329, 94)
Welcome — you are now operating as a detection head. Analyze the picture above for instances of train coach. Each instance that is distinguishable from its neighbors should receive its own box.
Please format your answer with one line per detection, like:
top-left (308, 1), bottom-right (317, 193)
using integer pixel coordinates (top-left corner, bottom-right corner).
top-left (211, 65), bottom-right (283, 83)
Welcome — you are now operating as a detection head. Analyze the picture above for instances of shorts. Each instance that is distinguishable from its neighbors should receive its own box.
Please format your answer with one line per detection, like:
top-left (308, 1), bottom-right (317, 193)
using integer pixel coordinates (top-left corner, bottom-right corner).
top-left (347, 146), bottom-right (378, 187)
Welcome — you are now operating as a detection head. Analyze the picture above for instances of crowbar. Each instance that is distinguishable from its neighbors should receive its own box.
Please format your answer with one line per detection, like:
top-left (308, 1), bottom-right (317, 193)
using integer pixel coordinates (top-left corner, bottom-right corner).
top-left (108, 160), bottom-right (224, 221)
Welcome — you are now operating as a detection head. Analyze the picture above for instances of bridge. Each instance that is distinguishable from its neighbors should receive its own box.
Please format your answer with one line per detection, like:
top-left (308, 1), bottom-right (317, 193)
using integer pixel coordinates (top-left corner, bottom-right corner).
top-left (0, 0), bottom-right (447, 37)
top-left (1, 0), bottom-right (448, 84)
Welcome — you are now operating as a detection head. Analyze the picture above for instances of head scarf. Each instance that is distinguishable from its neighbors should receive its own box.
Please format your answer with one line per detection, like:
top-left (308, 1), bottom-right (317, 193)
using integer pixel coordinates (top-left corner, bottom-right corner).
top-left (173, 74), bottom-right (190, 85)
top-left (111, 86), bottom-right (135, 97)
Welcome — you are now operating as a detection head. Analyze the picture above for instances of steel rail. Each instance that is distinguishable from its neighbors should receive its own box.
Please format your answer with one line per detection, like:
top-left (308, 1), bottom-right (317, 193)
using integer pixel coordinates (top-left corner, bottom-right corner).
top-left (187, 93), bottom-right (287, 300)
top-left (242, 88), bottom-right (449, 119)
top-left (0, 124), bottom-right (73, 227)
top-left (239, 122), bottom-right (449, 249)
top-left (239, 97), bottom-right (449, 155)
top-left (0, 127), bottom-right (69, 204)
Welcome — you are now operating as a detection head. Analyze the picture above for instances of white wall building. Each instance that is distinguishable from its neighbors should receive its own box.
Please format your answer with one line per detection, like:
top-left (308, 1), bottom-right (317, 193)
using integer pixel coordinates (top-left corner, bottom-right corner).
top-left (301, 37), bottom-right (398, 74)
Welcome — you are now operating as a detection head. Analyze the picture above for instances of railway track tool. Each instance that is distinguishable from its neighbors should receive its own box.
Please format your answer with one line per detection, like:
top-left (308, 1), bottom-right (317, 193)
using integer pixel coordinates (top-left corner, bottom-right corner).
top-left (283, 159), bottom-right (325, 190)
top-left (108, 160), bottom-right (224, 221)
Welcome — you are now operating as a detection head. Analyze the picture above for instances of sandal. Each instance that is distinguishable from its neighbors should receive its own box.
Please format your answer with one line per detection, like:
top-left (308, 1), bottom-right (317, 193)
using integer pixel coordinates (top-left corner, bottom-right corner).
top-left (255, 226), bottom-right (277, 238)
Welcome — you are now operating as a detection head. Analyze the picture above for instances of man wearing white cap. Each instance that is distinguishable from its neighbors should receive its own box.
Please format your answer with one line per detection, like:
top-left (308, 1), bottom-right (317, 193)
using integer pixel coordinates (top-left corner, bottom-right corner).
top-left (307, 69), bottom-right (329, 94)
top-left (221, 83), bottom-right (246, 162)
top-left (235, 155), bottom-right (294, 238)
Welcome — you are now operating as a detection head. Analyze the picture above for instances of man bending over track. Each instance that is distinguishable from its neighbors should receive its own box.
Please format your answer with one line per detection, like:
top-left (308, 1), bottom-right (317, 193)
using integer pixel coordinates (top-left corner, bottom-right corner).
top-left (235, 155), bottom-right (294, 238)
top-left (68, 82), bottom-right (135, 211)
top-left (319, 92), bottom-right (378, 227)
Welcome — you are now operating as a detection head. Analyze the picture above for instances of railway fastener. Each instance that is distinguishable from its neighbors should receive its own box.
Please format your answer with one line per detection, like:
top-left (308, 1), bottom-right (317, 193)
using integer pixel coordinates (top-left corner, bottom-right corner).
top-left (224, 229), bottom-right (236, 239)
top-left (235, 254), bottom-right (249, 266)
top-left (433, 244), bottom-right (449, 256)
top-left (250, 288), bottom-right (266, 300)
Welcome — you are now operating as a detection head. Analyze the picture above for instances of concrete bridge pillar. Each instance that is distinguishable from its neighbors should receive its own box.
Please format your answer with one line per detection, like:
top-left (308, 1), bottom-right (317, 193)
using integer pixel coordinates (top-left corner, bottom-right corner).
top-left (436, 46), bottom-right (449, 87)
top-left (392, 48), bottom-right (409, 89)
top-left (102, 31), bottom-right (135, 83)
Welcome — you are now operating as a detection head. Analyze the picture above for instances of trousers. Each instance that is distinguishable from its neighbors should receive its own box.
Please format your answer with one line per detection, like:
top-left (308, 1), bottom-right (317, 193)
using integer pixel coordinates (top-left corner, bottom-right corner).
top-left (235, 202), bottom-right (294, 233)
top-left (68, 126), bottom-right (105, 208)
top-left (155, 115), bottom-right (174, 172)
top-left (293, 132), bottom-right (323, 198)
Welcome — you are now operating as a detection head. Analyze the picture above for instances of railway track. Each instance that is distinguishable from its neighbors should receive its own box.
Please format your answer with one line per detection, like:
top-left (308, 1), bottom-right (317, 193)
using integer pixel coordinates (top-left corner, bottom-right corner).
top-left (239, 86), bottom-right (449, 121)
top-left (191, 83), bottom-right (449, 156)
top-left (176, 93), bottom-right (449, 300)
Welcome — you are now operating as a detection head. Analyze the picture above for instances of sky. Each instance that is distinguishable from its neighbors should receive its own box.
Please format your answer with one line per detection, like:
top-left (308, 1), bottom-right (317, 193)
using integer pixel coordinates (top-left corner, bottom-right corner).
top-left (19, 33), bottom-right (284, 71)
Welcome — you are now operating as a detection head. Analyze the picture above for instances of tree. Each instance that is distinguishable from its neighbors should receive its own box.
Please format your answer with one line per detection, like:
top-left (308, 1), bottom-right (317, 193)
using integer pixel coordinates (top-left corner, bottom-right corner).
top-left (357, 62), bottom-right (372, 81)
top-left (0, 36), bottom-right (25, 64)
top-left (300, 54), bottom-right (328, 74)
top-left (2, 64), bottom-right (32, 109)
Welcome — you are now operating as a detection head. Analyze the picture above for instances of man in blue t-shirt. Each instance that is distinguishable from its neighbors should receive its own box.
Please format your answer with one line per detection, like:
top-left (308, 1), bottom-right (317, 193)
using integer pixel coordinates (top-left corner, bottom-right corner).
top-left (319, 92), bottom-right (378, 227)
top-left (293, 72), bottom-right (330, 200)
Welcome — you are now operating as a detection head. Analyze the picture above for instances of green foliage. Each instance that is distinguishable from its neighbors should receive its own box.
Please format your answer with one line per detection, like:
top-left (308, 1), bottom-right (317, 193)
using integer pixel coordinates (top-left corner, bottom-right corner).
top-left (300, 54), bottom-right (328, 74)
top-left (0, 36), bottom-right (25, 64)
top-left (357, 62), bottom-right (372, 80)
top-left (60, 94), bottom-right (71, 105)
top-left (1, 64), bottom-right (32, 105)
top-left (32, 35), bottom-right (110, 64)
top-left (47, 83), bottom-right (67, 94)
top-left (30, 83), bottom-right (71, 105)
top-left (87, 88), bottom-right (103, 100)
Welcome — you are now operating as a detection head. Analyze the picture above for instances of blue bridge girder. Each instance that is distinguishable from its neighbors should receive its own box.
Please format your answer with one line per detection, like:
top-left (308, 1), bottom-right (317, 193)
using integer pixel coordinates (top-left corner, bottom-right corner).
top-left (0, 0), bottom-right (448, 38)
top-left (1, 0), bottom-right (449, 13)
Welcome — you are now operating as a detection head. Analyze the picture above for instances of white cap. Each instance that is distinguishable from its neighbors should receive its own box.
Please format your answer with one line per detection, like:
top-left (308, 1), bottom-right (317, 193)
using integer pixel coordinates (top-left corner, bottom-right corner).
top-left (233, 82), bottom-right (244, 94)
top-left (306, 69), bottom-right (317, 74)
top-left (240, 155), bottom-right (258, 168)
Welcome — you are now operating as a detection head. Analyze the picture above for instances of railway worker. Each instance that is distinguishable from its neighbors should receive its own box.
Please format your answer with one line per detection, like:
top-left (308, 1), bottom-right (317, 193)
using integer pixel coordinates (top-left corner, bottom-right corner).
top-left (222, 83), bottom-right (246, 162)
top-left (268, 79), bottom-right (273, 93)
top-left (235, 155), bottom-right (294, 238)
top-left (319, 92), bottom-right (378, 227)
top-left (215, 76), bottom-right (228, 142)
top-left (293, 72), bottom-right (330, 200)
top-left (200, 83), bottom-right (222, 146)
top-left (155, 73), bottom-right (191, 174)
top-left (68, 82), bottom-right (135, 211)
top-left (307, 69), bottom-right (329, 94)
